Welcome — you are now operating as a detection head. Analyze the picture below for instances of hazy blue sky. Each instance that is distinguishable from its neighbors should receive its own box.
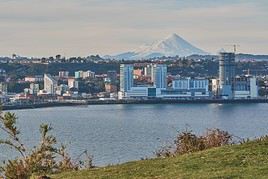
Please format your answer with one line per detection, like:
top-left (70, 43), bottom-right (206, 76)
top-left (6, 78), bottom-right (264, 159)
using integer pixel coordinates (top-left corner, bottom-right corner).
top-left (0, 0), bottom-right (267, 57)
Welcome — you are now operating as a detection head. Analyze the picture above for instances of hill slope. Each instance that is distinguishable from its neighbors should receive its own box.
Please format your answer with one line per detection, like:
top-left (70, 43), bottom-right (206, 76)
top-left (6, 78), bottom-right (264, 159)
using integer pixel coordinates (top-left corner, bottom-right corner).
top-left (52, 137), bottom-right (268, 179)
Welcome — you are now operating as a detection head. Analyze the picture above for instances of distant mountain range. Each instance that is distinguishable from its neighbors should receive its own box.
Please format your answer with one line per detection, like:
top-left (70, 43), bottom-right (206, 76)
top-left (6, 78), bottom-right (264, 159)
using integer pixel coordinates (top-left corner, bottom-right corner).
top-left (105, 33), bottom-right (208, 60)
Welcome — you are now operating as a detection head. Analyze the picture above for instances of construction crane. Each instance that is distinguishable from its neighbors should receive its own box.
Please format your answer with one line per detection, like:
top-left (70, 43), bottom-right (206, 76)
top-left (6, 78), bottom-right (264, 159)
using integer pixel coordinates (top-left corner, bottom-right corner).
top-left (224, 44), bottom-right (240, 53)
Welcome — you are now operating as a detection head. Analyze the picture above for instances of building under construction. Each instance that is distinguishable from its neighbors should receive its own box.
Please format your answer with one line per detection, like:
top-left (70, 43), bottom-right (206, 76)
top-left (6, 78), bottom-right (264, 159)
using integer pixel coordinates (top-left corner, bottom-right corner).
top-left (219, 52), bottom-right (236, 99)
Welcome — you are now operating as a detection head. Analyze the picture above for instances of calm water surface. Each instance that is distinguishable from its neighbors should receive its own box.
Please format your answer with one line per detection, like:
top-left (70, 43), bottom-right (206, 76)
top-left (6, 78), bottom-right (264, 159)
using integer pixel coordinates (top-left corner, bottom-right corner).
top-left (1, 103), bottom-right (268, 166)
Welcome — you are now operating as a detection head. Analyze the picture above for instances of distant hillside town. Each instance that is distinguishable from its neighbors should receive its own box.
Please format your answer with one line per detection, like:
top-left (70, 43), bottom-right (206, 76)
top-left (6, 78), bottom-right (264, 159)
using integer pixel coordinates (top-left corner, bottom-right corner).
top-left (0, 51), bottom-right (268, 106)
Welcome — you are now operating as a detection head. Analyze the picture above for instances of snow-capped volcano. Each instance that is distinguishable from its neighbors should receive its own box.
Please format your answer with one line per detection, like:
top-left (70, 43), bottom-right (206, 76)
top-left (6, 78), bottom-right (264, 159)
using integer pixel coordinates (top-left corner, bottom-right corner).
top-left (108, 33), bottom-right (208, 60)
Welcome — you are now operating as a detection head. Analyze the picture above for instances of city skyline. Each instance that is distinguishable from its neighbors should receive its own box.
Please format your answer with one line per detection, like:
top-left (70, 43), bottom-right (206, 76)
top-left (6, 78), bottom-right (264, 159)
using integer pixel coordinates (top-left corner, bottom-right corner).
top-left (0, 0), bottom-right (267, 57)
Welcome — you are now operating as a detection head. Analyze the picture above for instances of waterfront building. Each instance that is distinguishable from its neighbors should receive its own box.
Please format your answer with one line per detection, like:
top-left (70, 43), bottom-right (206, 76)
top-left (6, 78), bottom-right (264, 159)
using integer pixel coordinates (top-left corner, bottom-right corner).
top-left (44, 74), bottom-right (58, 95)
top-left (234, 75), bottom-right (258, 99)
top-left (29, 83), bottom-right (40, 94)
top-left (120, 64), bottom-right (134, 92)
top-left (166, 77), bottom-right (210, 98)
top-left (124, 86), bottom-right (163, 98)
top-left (172, 78), bottom-right (209, 90)
top-left (125, 87), bottom-right (154, 98)
top-left (151, 64), bottom-right (167, 89)
top-left (211, 79), bottom-right (220, 97)
top-left (56, 84), bottom-right (69, 96)
top-left (219, 52), bottom-right (236, 99)
top-left (12, 94), bottom-right (31, 101)
top-left (124, 78), bottom-right (210, 99)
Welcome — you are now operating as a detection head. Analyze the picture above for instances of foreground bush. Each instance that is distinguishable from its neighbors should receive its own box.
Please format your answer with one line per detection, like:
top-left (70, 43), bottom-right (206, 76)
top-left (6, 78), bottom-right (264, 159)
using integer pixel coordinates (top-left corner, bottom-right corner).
top-left (0, 111), bottom-right (93, 178)
top-left (156, 128), bottom-right (232, 157)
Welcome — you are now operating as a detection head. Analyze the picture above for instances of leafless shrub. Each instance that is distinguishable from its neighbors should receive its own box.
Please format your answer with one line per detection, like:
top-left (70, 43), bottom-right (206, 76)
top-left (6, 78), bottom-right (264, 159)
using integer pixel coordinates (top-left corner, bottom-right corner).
top-left (0, 111), bottom-right (93, 178)
top-left (175, 129), bottom-right (206, 155)
top-left (203, 129), bottom-right (232, 149)
top-left (156, 128), bottom-right (233, 157)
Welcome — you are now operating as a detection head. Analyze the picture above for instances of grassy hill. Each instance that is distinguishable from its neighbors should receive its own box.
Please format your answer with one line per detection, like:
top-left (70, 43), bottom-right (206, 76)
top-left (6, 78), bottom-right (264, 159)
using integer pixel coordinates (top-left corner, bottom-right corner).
top-left (51, 137), bottom-right (268, 179)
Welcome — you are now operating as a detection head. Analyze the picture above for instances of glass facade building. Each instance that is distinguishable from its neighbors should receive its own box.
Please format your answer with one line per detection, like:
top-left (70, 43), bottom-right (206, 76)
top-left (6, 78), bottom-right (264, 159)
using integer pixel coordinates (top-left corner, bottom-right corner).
top-left (219, 52), bottom-right (235, 98)
top-left (120, 64), bottom-right (134, 92)
top-left (152, 64), bottom-right (167, 89)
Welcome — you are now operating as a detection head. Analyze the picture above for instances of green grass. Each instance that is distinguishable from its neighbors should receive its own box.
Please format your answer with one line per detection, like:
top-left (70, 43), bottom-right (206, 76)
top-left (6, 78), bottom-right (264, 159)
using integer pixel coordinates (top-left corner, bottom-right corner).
top-left (52, 137), bottom-right (268, 179)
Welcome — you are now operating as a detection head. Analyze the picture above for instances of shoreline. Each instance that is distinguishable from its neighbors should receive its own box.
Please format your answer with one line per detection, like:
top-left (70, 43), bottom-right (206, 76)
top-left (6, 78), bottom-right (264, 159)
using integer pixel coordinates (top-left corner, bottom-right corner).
top-left (2, 101), bottom-right (87, 111)
top-left (2, 98), bottom-right (268, 111)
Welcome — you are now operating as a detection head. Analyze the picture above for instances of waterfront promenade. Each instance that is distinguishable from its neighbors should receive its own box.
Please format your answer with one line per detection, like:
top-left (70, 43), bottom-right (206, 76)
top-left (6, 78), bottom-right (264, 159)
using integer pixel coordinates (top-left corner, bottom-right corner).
top-left (2, 98), bottom-right (268, 111)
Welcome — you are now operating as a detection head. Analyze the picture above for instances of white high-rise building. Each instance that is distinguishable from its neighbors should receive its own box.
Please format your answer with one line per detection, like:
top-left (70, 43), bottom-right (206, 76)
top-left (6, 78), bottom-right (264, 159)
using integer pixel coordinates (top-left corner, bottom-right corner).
top-left (152, 64), bottom-right (167, 89)
top-left (44, 74), bottom-right (58, 95)
top-left (120, 64), bottom-right (134, 92)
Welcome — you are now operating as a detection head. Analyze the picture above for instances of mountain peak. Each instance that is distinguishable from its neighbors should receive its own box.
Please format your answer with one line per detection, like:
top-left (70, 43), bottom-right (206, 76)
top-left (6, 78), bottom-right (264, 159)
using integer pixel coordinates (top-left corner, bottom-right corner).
top-left (108, 34), bottom-right (208, 60)
top-left (166, 33), bottom-right (181, 40)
